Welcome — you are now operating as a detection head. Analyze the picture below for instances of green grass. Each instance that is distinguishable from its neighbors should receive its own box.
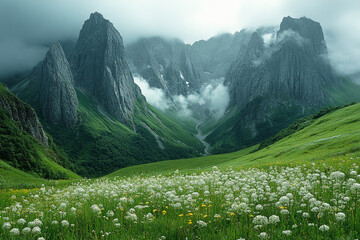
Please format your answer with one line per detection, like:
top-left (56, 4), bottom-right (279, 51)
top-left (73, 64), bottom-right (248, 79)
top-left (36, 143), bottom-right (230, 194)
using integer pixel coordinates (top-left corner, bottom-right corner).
top-left (2, 98), bottom-right (360, 239)
top-left (44, 90), bottom-right (204, 177)
top-left (109, 102), bottom-right (360, 177)
top-left (107, 145), bottom-right (257, 178)
top-left (327, 78), bottom-right (360, 105)
top-left (0, 83), bottom-right (79, 180)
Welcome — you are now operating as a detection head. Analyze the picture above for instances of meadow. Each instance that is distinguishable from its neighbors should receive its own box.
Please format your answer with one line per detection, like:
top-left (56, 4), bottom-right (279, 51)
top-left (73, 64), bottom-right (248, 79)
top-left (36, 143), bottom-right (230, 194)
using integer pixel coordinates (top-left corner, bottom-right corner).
top-left (1, 157), bottom-right (360, 239)
top-left (2, 99), bottom-right (360, 239)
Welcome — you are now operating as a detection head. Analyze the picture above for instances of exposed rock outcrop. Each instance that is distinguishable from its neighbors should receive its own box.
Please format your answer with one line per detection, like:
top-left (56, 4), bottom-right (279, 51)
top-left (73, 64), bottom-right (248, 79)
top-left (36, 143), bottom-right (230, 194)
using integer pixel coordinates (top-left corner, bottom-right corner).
top-left (226, 16), bottom-right (337, 110)
top-left (206, 16), bottom-right (339, 153)
top-left (126, 37), bottom-right (200, 96)
top-left (72, 12), bottom-right (143, 125)
top-left (40, 43), bottom-right (78, 128)
top-left (0, 83), bottom-right (48, 146)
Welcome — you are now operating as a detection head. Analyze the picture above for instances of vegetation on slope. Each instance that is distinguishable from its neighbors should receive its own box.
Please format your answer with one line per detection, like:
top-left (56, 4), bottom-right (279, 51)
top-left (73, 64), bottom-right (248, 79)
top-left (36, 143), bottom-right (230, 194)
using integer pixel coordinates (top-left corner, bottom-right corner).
top-left (201, 79), bottom-right (360, 155)
top-left (108, 102), bottom-right (360, 177)
top-left (0, 84), bottom-right (79, 180)
top-left (44, 90), bottom-right (203, 177)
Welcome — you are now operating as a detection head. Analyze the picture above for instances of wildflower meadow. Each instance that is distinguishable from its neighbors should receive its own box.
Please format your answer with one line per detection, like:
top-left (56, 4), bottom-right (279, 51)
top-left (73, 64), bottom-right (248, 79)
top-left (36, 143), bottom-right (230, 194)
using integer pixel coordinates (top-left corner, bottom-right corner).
top-left (1, 161), bottom-right (360, 239)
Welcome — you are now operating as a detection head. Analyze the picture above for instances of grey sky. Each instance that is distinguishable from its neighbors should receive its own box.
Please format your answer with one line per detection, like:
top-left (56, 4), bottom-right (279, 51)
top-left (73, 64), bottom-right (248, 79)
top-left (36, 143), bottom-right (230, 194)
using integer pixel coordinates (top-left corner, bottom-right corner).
top-left (0, 0), bottom-right (359, 78)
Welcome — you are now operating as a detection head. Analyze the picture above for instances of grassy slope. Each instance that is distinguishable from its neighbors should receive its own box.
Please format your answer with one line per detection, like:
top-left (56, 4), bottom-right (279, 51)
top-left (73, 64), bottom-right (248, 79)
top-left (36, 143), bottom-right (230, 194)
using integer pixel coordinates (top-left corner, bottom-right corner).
top-left (0, 160), bottom-right (77, 189)
top-left (45, 90), bottom-right (203, 177)
top-left (202, 79), bottom-right (360, 154)
top-left (0, 83), bottom-right (79, 181)
top-left (108, 102), bottom-right (360, 177)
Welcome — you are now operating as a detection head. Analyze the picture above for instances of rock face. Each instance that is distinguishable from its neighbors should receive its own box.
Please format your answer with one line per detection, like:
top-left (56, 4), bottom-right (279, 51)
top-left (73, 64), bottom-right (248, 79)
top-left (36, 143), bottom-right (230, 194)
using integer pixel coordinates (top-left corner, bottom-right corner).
top-left (188, 30), bottom-right (253, 80)
top-left (72, 12), bottom-right (143, 125)
top-left (227, 16), bottom-right (336, 110)
top-left (206, 17), bottom-right (339, 153)
top-left (0, 83), bottom-right (48, 146)
top-left (126, 37), bottom-right (200, 96)
top-left (40, 43), bottom-right (78, 128)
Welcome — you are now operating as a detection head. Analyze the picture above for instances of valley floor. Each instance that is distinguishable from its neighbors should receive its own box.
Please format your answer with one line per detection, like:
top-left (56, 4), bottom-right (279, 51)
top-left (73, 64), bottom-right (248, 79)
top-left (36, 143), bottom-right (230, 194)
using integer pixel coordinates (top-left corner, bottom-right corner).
top-left (0, 158), bottom-right (359, 239)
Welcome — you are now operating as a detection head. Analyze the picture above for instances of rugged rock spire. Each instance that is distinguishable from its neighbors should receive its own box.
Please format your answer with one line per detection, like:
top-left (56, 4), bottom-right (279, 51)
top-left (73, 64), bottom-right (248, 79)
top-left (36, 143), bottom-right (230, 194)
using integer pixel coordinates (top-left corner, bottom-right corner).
top-left (226, 16), bottom-right (337, 110)
top-left (72, 12), bottom-right (143, 125)
top-left (40, 43), bottom-right (78, 128)
top-left (126, 37), bottom-right (200, 96)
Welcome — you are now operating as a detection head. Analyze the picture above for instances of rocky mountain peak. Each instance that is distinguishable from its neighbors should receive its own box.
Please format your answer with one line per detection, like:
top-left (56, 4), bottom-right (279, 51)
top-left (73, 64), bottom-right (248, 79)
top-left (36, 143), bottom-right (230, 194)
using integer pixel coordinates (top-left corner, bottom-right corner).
top-left (73, 12), bottom-right (143, 126)
top-left (40, 42), bottom-right (78, 128)
top-left (278, 16), bottom-right (326, 54)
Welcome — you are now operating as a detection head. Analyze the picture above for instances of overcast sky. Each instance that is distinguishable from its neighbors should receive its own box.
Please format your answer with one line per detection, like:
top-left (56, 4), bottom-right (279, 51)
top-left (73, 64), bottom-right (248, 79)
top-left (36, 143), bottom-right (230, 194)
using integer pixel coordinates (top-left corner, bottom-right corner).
top-left (0, 0), bottom-right (359, 78)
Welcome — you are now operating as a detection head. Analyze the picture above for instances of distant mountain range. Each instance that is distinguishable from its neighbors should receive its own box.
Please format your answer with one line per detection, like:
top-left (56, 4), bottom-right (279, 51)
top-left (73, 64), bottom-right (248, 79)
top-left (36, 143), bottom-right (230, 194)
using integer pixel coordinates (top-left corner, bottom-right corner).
top-left (1, 13), bottom-right (359, 178)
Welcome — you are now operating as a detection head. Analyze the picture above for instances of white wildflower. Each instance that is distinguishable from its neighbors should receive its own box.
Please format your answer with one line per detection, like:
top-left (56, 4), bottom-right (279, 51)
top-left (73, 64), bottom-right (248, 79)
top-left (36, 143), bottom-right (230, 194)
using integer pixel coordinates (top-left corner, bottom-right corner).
top-left (17, 218), bottom-right (26, 225)
top-left (61, 220), bottom-right (69, 227)
top-left (269, 215), bottom-right (280, 224)
top-left (32, 226), bottom-right (41, 235)
top-left (106, 210), bottom-right (114, 217)
top-left (22, 227), bottom-right (31, 234)
top-left (258, 232), bottom-right (268, 239)
top-left (319, 225), bottom-right (330, 232)
top-left (197, 220), bottom-right (207, 227)
top-left (2, 222), bottom-right (11, 230)
top-left (282, 230), bottom-right (291, 236)
top-left (9, 228), bottom-right (20, 236)
top-left (252, 215), bottom-right (268, 225)
top-left (335, 212), bottom-right (346, 222)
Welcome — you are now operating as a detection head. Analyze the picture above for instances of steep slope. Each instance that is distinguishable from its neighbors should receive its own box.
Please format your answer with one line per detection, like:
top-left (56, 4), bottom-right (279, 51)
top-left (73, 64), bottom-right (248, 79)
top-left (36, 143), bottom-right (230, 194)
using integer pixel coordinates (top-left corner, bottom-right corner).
top-left (204, 16), bottom-right (357, 153)
top-left (19, 43), bottom-right (79, 128)
top-left (126, 37), bottom-right (200, 96)
top-left (0, 83), bottom-right (78, 179)
top-left (189, 29), bottom-right (253, 80)
top-left (109, 102), bottom-right (360, 177)
top-left (12, 13), bottom-right (204, 177)
top-left (44, 90), bottom-right (203, 177)
top-left (72, 12), bottom-right (144, 127)
top-left (40, 43), bottom-right (78, 128)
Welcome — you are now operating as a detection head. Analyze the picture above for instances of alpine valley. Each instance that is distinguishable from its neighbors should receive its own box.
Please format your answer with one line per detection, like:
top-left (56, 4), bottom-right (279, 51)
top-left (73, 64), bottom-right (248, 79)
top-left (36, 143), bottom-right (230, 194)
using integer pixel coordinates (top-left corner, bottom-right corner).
top-left (1, 7), bottom-right (360, 240)
top-left (1, 13), bottom-right (360, 179)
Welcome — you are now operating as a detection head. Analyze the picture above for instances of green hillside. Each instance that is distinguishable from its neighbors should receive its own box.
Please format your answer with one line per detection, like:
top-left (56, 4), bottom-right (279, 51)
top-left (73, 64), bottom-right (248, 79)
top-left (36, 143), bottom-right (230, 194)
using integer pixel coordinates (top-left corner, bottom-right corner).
top-left (108, 101), bottom-right (360, 177)
top-left (41, 90), bottom-right (204, 177)
top-left (0, 84), bottom-right (79, 181)
top-left (201, 79), bottom-right (360, 155)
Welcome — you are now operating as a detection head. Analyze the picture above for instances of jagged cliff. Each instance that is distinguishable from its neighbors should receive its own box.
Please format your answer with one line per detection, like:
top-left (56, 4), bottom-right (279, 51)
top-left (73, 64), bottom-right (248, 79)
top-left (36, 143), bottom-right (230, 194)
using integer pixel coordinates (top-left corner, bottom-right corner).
top-left (126, 37), bottom-right (200, 96)
top-left (0, 83), bottom-right (78, 179)
top-left (72, 12), bottom-right (144, 125)
top-left (189, 30), bottom-right (253, 80)
top-left (0, 83), bottom-right (48, 146)
top-left (40, 43), bottom-right (78, 128)
top-left (227, 17), bottom-right (337, 109)
top-left (11, 13), bottom-right (204, 177)
top-left (205, 16), bottom-right (340, 153)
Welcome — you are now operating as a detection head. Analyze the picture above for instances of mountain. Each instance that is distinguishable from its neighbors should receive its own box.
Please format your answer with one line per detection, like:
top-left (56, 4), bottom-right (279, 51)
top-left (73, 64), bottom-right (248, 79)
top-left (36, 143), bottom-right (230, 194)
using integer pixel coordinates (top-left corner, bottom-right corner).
top-left (204, 16), bottom-right (360, 153)
top-left (108, 101), bottom-right (360, 177)
top-left (126, 37), bottom-right (201, 96)
top-left (188, 30), bottom-right (253, 81)
top-left (72, 12), bottom-right (144, 127)
top-left (0, 83), bottom-right (78, 179)
top-left (13, 13), bottom-right (204, 177)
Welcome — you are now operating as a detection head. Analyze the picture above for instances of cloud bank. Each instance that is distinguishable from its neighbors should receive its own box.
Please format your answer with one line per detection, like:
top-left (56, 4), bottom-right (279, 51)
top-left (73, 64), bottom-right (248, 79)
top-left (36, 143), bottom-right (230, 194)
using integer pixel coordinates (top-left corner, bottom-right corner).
top-left (133, 75), bottom-right (171, 111)
top-left (134, 75), bottom-right (230, 120)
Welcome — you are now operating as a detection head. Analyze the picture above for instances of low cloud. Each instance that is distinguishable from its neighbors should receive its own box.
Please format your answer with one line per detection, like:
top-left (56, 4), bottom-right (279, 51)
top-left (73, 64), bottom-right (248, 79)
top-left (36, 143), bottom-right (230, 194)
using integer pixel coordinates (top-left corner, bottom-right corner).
top-left (134, 76), bottom-right (230, 120)
top-left (0, 39), bottom-right (48, 78)
top-left (133, 75), bottom-right (171, 111)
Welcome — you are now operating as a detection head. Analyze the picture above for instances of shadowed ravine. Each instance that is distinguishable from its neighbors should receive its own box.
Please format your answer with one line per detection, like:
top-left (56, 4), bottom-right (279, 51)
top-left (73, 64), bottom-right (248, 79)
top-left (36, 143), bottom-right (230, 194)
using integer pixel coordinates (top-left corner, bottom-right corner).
top-left (196, 122), bottom-right (211, 156)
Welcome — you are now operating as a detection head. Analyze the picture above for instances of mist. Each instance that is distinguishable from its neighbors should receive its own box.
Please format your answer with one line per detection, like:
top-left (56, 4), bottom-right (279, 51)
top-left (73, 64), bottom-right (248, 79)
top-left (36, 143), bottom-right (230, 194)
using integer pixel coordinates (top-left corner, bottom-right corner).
top-left (0, 0), bottom-right (359, 78)
top-left (133, 75), bottom-right (171, 111)
top-left (134, 76), bottom-right (230, 120)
